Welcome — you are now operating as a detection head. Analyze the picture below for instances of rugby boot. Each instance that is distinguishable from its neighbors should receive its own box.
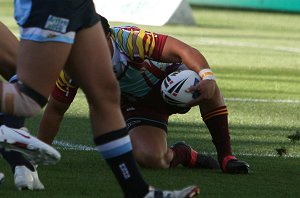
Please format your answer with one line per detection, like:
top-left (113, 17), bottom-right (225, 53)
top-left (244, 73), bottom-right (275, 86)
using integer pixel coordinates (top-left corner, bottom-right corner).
top-left (0, 172), bottom-right (4, 185)
top-left (222, 155), bottom-right (249, 174)
top-left (171, 141), bottom-right (219, 169)
top-left (0, 125), bottom-right (60, 165)
top-left (144, 185), bottom-right (200, 198)
top-left (14, 165), bottom-right (45, 191)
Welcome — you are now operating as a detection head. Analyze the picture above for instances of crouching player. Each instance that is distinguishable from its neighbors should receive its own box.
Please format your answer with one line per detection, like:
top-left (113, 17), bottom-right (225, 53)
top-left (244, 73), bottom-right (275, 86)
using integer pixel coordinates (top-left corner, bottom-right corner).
top-left (37, 15), bottom-right (249, 173)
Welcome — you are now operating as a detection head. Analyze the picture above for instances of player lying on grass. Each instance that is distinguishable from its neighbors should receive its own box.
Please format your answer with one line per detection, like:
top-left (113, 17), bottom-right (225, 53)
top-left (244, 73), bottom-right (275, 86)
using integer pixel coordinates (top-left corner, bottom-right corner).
top-left (37, 15), bottom-right (249, 173)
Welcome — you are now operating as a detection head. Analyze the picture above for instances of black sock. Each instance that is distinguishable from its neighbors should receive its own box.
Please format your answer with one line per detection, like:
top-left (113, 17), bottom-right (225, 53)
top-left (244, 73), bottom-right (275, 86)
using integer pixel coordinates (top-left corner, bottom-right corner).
top-left (0, 149), bottom-right (35, 173)
top-left (0, 114), bottom-right (25, 129)
top-left (0, 114), bottom-right (34, 173)
top-left (94, 128), bottom-right (149, 198)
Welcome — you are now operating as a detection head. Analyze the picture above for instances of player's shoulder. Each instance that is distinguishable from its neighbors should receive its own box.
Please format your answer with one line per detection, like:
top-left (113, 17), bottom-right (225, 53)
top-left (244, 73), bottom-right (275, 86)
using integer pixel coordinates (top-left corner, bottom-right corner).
top-left (111, 25), bottom-right (141, 34)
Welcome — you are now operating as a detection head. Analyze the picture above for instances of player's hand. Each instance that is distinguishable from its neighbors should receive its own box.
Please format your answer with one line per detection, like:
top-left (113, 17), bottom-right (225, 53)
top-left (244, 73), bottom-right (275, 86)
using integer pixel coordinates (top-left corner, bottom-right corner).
top-left (186, 79), bottom-right (216, 107)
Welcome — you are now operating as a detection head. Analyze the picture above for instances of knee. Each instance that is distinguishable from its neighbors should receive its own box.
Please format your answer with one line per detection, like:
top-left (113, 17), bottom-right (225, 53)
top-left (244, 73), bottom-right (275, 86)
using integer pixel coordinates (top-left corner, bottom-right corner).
top-left (1, 82), bottom-right (47, 117)
top-left (133, 149), bottom-right (170, 169)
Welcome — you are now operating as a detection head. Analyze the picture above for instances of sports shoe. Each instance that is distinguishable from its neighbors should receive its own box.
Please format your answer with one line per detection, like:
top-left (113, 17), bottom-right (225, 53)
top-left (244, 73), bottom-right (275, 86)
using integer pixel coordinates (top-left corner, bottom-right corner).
top-left (171, 141), bottom-right (219, 169)
top-left (0, 172), bottom-right (4, 185)
top-left (144, 185), bottom-right (200, 198)
top-left (222, 155), bottom-right (249, 174)
top-left (0, 125), bottom-right (61, 165)
top-left (14, 165), bottom-right (45, 191)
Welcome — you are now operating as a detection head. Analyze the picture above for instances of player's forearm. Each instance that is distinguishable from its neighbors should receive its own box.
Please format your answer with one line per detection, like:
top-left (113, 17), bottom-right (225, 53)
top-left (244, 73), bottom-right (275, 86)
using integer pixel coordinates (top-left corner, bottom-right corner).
top-left (180, 47), bottom-right (210, 73)
top-left (37, 98), bottom-right (70, 145)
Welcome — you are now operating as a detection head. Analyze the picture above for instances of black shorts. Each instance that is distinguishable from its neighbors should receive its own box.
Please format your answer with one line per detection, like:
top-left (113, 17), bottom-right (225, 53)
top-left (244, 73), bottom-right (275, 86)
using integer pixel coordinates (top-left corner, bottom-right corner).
top-left (121, 82), bottom-right (190, 133)
top-left (14, 0), bottom-right (100, 43)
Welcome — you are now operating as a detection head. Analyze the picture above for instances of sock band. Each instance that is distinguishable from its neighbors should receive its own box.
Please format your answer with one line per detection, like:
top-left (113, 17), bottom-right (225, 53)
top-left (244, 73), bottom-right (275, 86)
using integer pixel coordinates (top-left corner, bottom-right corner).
top-left (94, 128), bottom-right (132, 159)
top-left (222, 155), bottom-right (237, 171)
top-left (94, 128), bottom-right (149, 197)
top-left (17, 82), bottom-right (48, 107)
top-left (94, 128), bottom-right (128, 145)
top-left (202, 106), bottom-right (228, 121)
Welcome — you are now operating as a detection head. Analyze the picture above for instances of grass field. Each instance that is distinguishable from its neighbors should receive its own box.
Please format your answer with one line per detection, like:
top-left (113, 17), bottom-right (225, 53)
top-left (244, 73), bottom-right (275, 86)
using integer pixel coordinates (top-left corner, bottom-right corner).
top-left (1, 1), bottom-right (300, 197)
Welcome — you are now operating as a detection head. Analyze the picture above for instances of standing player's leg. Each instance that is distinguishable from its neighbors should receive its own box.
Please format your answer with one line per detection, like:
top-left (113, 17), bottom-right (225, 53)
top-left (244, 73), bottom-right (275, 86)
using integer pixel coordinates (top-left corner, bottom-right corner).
top-left (64, 21), bottom-right (150, 198)
top-left (0, 22), bottom-right (18, 80)
top-left (64, 21), bottom-right (200, 197)
top-left (0, 115), bottom-right (44, 191)
top-left (0, 22), bottom-right (48, 190)
top-left (0, 21), bottom-right (61, 165)
top-left (0, 40), bottom-right (65, 164)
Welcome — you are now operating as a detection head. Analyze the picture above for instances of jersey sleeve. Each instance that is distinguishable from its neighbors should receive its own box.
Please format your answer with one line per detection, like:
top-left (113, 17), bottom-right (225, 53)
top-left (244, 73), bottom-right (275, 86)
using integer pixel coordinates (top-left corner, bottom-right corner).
top-left (111, 26), bottom-right (168, 61)
top-left (51, 71), bottom-right (78, 104)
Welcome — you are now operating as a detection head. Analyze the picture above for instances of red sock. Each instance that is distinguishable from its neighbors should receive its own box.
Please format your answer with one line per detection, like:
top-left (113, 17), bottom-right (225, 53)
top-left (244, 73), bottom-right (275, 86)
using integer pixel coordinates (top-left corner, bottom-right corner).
top-left (170, 148), bottom-right (189, 168)
top-left (169, 143), bottom-right (198, 168)
top-left (202, 106), bottom-right (232, 164)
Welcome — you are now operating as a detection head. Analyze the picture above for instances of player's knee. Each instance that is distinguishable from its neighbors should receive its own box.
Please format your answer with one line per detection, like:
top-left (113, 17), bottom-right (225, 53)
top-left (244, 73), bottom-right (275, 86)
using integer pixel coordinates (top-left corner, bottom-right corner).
top-left (134, 149), bottom-right (168, 169)
top-left (1, 82), bottom-right (48, 117)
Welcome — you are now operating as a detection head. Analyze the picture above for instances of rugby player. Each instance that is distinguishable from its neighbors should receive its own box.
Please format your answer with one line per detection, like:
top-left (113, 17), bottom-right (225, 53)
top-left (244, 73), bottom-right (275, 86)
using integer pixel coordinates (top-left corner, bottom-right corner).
top-left (38, 15), bottom-right (249, 173)
top-left (0, 21), bottom-right (48, 190)
top-left (0, 1), bottom-right (199, 197)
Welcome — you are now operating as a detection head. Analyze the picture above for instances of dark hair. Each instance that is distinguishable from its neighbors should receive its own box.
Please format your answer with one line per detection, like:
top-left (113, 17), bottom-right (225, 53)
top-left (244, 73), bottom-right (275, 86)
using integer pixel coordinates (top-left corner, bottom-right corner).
top-left (98, 14), bottom-right (111, 36)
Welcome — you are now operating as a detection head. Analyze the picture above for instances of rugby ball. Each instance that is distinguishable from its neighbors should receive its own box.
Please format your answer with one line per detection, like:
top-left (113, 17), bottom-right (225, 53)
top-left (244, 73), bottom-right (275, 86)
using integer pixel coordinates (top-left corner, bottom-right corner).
top-left (161, 70), bottom-right (201, 107)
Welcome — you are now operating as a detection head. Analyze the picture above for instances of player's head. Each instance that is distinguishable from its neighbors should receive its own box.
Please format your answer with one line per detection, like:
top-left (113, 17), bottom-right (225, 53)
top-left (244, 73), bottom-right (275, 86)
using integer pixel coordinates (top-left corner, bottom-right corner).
top-left (98, 14), bottom-right (111, 37)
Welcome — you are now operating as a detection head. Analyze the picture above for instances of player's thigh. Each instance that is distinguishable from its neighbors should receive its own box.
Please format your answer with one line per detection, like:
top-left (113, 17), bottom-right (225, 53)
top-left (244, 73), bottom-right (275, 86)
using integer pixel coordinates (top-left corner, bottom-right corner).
top-left (65, 23), bottom-right (118, 103)
top-left (0, 22), bottom-right (18, 58)
top-left (17, 41), bottom-right (71, 98)
top-left (0, 22), bottom-right (18, 80)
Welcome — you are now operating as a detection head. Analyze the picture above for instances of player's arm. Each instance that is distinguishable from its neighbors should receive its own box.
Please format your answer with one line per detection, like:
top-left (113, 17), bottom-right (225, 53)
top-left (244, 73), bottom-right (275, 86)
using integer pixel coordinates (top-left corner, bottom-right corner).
top-left (160, 36), bottom-right (217, 106)
top-left (37, 96), bottom-right (71, 144)
top-left (160, 36), bottom-right (210, 73)
top-left (37, 71), bottom-right (78, 144)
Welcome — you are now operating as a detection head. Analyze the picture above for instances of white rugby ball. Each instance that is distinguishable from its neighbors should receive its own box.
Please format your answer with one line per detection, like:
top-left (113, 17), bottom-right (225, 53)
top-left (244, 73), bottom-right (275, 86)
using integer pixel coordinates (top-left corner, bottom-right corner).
top-left (161, 70), bottom-right (201, 107)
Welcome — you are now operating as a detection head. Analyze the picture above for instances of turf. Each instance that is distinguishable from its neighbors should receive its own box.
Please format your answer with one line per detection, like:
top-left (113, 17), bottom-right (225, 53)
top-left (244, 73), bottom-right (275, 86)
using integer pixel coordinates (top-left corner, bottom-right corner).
top-left (1, 1), bottom-right (300, 197)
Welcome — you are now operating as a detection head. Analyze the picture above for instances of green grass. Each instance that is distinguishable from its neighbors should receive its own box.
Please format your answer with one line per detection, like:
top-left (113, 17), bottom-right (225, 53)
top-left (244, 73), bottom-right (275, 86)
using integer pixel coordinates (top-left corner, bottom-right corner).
top-left (1, 1), bottom-right (300, 197)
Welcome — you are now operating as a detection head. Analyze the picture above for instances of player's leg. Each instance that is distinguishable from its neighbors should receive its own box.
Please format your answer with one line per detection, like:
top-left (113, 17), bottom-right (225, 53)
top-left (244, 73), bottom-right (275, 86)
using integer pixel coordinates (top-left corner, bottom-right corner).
top-left (0, 39), bottom-right (65, 164)
top-left (0, 12), bottom-right (61, 164)
top-left (128, 119), bottom-right (219, 169)
top-left (199, 84), bottom-right (249, 173)
top-left (129, 125), bottom-right (173, 168)
top-left (63, 19), bottom-right (154, 197)
top-left (0, 22), bottom-right (18, 81)
top-left (123, 83), bottom-right (219, 169)
top-left (129, 125), bottom-right (218, 169)
top-left (0, 22), bottom-right (47, 190)
top-left (0, 113), bottom-right (44, 191)
top-left (0, 117), bottom-right (44, 190)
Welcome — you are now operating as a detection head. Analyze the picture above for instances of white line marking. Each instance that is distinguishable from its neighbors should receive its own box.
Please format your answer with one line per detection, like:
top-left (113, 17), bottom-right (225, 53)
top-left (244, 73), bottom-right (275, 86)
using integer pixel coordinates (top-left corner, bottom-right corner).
top-left (53, 140), bottom-right (300, 158)
top-left (76, 92), bottom-right (300, 104)
top-left (193, 39), bottom-right (300, 54)
top-left (53, 140), bottom-right (95, 151)
top-left (225, 98), bottom-right (300, 104)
